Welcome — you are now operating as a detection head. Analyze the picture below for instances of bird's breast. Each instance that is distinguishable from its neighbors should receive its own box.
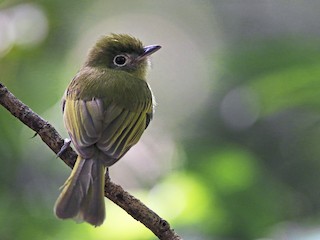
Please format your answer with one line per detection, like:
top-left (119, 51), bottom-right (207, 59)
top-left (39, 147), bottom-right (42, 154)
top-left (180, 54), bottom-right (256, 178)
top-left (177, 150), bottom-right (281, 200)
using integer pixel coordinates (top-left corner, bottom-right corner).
top-left (67, 67), bottom-right (153, 111)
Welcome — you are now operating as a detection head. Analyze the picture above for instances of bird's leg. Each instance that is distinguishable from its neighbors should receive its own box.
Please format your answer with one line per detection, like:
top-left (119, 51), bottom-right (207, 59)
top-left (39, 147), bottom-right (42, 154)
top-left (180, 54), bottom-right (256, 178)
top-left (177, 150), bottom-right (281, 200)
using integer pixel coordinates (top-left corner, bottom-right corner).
top-left (57, 138), bottom-right (72, 157)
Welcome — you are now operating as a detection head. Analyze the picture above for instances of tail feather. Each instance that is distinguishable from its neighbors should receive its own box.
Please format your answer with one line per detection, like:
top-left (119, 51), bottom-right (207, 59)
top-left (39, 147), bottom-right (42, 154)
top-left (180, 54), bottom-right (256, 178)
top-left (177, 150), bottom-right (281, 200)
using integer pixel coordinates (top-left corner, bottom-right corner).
top-left (78, 159), bottom-right (106, 226)
top-left (54, 156), bottom-right (106, 226)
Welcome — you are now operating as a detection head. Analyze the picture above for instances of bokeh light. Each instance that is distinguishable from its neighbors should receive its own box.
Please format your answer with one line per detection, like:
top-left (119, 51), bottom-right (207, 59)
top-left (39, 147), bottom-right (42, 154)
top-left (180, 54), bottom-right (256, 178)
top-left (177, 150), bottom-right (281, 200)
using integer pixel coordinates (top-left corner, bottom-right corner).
top-left (0, 3), bottom-right (48, 56)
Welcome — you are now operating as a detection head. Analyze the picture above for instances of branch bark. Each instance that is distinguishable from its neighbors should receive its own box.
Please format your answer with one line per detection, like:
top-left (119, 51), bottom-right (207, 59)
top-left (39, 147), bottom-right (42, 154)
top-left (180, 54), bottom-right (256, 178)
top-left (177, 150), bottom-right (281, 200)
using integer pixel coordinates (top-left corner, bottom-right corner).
top-left (0, 82), bottom-right (182, 240)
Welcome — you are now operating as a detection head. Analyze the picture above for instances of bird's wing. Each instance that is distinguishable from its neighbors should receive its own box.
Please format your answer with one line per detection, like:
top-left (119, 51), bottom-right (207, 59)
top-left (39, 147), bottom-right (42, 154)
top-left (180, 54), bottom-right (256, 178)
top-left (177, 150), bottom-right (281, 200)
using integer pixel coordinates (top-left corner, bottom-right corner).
top-left (63, 98), bottom-right (105, 158)
top-left (96, 101), bottom-right (150, 163)
top-left (63, 97), bottom-right (152, 165)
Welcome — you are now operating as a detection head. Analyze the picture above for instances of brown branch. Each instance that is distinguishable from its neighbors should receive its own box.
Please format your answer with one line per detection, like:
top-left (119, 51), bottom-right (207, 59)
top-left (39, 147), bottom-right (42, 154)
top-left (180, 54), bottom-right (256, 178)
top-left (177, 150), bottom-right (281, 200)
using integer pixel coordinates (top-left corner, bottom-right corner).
top-left (0, 82), bottom-right (182, 240)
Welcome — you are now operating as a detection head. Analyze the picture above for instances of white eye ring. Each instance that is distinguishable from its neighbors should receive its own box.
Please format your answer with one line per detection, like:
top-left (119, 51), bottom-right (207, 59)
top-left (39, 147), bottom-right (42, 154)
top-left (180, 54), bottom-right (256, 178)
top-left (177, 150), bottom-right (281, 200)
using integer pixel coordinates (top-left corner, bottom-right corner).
top-left (113, 55), bottom-right (128, 66)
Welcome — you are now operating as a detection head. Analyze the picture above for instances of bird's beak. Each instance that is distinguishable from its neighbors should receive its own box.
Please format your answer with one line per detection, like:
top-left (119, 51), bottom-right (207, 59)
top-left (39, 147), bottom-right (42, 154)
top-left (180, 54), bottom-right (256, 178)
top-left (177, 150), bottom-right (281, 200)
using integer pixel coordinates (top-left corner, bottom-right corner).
top-left (138, 45), bottom-right (161, 61)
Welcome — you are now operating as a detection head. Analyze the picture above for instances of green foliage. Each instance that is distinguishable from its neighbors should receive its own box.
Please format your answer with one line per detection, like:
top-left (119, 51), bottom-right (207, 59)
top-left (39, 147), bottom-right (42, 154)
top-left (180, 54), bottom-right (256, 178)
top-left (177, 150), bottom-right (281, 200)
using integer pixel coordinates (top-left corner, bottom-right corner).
top-left (1, 1), bottom-right (320, 240)
top-left (251, 62), bottom-right (320, 115)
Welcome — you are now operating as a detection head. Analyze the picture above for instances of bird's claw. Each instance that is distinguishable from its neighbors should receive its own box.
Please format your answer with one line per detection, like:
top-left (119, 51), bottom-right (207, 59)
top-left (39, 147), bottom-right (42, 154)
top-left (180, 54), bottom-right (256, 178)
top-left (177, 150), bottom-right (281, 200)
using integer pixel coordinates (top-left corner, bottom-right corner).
top-left (57, 138), bottom-right (71, 157)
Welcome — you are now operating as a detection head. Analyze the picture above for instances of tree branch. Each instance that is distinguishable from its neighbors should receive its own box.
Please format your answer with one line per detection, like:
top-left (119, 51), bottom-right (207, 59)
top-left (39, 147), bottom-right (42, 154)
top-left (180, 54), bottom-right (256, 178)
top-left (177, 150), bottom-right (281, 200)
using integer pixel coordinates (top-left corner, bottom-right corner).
top-left (0, 82), bottom-right (182, 240)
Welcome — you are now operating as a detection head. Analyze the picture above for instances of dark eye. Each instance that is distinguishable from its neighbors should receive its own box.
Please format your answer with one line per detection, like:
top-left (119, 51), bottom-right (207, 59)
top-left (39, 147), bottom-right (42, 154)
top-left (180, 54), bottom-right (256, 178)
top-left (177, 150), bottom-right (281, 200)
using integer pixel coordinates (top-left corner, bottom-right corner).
top-left (113, 55), bottom-right (128, 66)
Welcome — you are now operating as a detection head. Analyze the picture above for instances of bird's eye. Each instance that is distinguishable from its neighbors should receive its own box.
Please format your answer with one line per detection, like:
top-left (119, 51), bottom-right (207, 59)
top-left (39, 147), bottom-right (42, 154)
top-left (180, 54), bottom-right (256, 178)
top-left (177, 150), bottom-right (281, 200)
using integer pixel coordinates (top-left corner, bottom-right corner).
top-left (113, 55), bottom-right (128, 66)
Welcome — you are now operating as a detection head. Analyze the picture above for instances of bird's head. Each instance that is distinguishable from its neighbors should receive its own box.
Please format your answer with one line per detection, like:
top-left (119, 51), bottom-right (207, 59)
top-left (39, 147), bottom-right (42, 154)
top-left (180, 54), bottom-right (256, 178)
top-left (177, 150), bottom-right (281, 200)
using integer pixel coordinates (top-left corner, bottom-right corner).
top-left (85, 33), bottom-right (161, 79)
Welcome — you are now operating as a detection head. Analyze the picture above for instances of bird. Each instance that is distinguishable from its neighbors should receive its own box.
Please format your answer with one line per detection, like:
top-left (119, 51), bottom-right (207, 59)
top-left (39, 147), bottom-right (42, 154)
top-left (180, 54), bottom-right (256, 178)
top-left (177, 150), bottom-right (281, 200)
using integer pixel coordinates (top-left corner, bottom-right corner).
top-left (54, 33), bottom-right (161, 226)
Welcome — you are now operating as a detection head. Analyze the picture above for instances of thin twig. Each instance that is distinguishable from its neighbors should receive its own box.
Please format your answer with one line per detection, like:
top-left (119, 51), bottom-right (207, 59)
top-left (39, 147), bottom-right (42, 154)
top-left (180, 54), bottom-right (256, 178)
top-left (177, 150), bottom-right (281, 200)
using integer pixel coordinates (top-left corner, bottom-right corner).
top-left (0, 82), bottom-right (182, 240)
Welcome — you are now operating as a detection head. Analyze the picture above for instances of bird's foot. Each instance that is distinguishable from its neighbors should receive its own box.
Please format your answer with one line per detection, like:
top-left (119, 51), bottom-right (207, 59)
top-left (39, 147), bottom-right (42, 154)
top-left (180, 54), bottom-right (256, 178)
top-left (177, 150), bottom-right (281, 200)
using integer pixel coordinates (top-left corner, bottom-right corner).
top-left (57, 138), bottom-right (71, 157)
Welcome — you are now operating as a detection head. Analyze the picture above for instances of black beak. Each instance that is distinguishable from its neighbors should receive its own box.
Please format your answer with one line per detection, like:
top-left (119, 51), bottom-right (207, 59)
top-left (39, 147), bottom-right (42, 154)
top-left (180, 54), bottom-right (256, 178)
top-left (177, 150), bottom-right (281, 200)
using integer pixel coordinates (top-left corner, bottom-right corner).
top-left (138, 45), bottom-right (161, 60)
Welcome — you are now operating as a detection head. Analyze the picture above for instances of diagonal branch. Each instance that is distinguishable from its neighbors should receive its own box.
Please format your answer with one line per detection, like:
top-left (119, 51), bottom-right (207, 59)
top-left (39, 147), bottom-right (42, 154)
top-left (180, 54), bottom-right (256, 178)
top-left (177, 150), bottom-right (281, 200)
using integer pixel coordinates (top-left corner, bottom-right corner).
top-left (0, 82), bottom-right (182, 240)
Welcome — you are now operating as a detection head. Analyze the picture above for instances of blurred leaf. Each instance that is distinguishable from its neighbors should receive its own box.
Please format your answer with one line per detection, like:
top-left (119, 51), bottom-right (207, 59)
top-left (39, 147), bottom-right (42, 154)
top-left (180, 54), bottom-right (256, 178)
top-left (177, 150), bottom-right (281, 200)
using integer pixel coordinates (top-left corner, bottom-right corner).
top-left (206, 147), bottom-right (258, 193)
top-left (250, 62), bottom-right (320, 115)
top-left (148, 171), bottom-right (212, 225)
top-left (221, 40), bottom-right (320, 80)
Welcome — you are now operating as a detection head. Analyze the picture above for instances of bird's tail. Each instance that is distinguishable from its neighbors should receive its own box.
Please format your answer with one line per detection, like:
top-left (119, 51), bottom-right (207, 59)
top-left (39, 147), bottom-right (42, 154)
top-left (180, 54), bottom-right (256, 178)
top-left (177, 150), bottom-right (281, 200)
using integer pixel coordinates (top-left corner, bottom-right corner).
top-left (54, 156), bottom-right (106, 226)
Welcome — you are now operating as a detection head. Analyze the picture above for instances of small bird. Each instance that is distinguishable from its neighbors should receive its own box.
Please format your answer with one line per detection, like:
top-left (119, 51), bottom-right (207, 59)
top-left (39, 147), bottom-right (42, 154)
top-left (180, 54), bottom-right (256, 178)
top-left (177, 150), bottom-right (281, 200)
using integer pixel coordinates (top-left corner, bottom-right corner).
top-left (54, 34), bottom-right (161, 226)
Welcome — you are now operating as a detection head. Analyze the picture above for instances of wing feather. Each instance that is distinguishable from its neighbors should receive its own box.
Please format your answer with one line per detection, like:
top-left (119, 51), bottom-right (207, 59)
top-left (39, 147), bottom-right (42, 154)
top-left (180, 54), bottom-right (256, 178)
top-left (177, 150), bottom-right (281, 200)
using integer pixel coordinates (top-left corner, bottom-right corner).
top-left (80, 100), bottom-right (103, 138)
top-left (64, 99), bottom-right (104, 158)
top-left (96, 104), bottom-right (148, 161)
top-left (108, 111), bottom-right (142, 157)
top-left (63, 92), bottom-right (153, 164)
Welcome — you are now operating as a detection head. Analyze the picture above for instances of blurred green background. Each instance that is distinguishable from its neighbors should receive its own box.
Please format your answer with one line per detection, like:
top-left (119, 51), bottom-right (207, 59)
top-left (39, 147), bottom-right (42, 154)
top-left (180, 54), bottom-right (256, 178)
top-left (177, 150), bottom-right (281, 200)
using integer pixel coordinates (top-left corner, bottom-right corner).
top-left (1, 0), bottom-right (320, 239)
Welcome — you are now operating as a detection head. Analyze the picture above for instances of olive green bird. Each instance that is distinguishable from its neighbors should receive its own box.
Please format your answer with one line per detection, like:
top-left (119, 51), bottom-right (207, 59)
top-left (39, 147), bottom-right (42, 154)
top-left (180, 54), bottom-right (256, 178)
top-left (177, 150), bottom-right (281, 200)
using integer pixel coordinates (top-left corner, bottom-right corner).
top-left (54, 34), bottom-right (161, 226)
